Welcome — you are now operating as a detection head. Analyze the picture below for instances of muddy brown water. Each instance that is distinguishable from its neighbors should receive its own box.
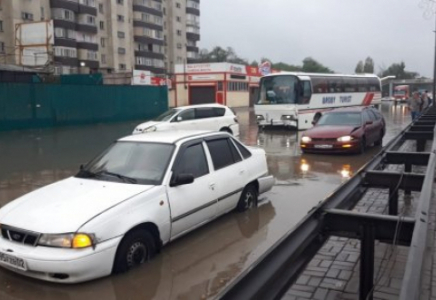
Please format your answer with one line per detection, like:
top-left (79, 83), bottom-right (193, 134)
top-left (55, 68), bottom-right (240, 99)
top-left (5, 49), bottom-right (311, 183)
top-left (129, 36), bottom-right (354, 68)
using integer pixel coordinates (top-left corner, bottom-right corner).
top-left (0, 102), bottom-right (410, 300)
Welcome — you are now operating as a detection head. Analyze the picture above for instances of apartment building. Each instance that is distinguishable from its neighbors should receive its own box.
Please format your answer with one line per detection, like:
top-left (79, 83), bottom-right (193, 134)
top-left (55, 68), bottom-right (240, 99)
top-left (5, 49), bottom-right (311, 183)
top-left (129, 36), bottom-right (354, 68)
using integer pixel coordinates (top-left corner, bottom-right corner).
top-left (0, 0), bottom-right (200, 76)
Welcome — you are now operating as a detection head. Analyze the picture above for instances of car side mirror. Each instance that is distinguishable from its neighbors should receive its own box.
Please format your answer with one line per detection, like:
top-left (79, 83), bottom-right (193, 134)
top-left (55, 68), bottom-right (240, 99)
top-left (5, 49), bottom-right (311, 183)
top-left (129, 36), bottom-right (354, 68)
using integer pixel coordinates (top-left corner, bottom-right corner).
top-left (170, 173), bottom-right (194, 187)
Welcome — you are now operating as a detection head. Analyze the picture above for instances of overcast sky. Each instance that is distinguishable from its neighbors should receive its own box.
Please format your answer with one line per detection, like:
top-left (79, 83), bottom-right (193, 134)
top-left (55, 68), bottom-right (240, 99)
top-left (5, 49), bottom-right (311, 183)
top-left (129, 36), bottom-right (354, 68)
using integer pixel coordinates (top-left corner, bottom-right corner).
top-left (200, 0), bottom-right (436, 77)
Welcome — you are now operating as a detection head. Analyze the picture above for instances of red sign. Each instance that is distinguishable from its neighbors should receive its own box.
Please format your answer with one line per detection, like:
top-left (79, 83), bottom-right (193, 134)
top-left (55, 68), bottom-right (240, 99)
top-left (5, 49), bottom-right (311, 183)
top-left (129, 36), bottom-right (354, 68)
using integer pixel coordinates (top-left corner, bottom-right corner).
top-left (246, 66), bottom-right (261, 77)
top-left (151, 77), bottom-right (167, 86)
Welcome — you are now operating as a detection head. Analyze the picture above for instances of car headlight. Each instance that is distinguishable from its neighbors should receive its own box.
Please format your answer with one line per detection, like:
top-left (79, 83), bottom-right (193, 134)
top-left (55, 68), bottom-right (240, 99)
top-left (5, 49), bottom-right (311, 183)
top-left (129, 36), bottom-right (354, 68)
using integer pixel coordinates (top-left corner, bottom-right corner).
top-left (256, 115), bottom-right (265, 121)
top-left (143, 126), bottom-right (157, 133)
top-left (301, 136), bottom-right (312, 143)
top-left (337, 136), bottom-right (353, 142)
top-left (38, 233), bottom-right (95, 249)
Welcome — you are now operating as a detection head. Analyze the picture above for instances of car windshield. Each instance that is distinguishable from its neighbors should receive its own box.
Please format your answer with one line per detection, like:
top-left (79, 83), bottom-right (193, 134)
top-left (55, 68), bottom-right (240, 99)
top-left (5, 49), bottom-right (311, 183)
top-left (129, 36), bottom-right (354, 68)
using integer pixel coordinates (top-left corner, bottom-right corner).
top-left (317, 112), bottom-right (362, 126)
top-left (258, 75), bottom-right (298, 105)
top-left (153, 109), bottom-right (181, 121)
top-left (76, 142), bottom-right (175, 185)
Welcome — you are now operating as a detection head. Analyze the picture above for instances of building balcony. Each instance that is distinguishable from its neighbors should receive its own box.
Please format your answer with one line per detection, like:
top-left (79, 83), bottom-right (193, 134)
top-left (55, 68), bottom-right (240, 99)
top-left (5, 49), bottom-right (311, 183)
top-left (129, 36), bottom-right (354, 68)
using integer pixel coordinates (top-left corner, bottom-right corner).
top-left (54, 56), bottom-right (79, 67)
top-left (186, 32), bottom-right (200, 41)
top-left (54, 38), bottom-right (77, 48)
top-left (50, 0), bottom-right (79, 12)
top-left (132, 5), bottom-right (163, 17)
top-left (133, 20), bottom-right (163, 31)
top-left (186, 7), bottom-right (200, 16)
top-left (53, 19), bottom-right (77, 30)
top-left (134, 35), bottom-right (164, 46)
top-left (135, 65), bottom-right (166, 75)
top-left (79, 59), bottom-right (99, 69)
top-left (187, 46), bottom-right (199, 53)
top-left (76, 23), bottom-right (98, 34)
top-left (77, 42), bottom-right (98, 51)
top-left (135, 51), bottom-right (165, 60)
top-left (78, 4), bottom-right (97, 16)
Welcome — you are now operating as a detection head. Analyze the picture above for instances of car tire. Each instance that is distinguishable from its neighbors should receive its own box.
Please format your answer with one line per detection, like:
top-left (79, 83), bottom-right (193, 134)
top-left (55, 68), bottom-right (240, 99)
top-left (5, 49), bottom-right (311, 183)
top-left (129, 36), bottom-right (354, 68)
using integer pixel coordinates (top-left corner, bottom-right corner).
top-left (237, 184), bottom-right (258, 212)
top-left (374, 131), bottom-right (383, 146)
top-left (220, 127), bottom-right (233, 135)
top-left (359, 137), bottom-right (366, 154)
top-left (113, 229), bottom-right (157, 274)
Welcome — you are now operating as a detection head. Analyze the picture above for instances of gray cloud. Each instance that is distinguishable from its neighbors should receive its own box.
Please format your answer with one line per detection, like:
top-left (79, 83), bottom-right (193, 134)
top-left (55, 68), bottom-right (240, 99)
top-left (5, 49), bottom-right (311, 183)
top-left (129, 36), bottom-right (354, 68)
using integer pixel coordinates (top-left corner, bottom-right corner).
top-left (200, 0), bottom-right (435, 77)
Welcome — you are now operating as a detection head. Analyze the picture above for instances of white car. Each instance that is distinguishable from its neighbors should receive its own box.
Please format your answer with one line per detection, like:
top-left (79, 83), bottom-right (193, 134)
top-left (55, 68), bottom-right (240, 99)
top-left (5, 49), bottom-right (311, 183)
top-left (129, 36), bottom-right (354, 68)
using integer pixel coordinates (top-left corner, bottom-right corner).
top-left (0, 131), bottom-right (274, 283)
top-left (132, 104), bottom-right (240, 137)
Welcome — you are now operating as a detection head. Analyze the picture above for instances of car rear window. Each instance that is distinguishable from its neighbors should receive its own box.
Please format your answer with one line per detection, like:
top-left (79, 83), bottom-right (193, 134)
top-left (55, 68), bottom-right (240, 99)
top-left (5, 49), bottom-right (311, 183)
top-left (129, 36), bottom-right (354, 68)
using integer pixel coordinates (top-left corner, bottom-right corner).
top-left (195, 108), bottom-right (215, 119)
top-left (207, 139), bottom-right (238, 170)
top-left (232, 139), bottom-right (252, 159)
top-left (213, 107), bottom-right (226, 117)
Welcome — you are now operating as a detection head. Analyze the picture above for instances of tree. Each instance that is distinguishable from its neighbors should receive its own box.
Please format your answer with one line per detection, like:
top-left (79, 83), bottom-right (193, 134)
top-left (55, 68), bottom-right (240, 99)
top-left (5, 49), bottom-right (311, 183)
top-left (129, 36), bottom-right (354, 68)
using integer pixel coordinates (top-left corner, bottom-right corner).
top-left (301, 57), bottom-right (333, 73)
top-left (355, 61), bottom-right (364, 74)
top-left (380, 62), bottom-right (419, 79)
top-left (197, 46), bottom-right (248, 64)
top-left (363, 57), bottom-right (374, 73)
top-left (250, 60), bottom-right (259, 67)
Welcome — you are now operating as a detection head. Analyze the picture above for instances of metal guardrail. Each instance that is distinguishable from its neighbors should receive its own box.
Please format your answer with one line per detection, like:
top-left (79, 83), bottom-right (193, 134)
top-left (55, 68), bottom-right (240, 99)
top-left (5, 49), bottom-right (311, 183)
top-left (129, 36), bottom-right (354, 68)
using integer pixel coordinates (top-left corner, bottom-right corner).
top-left (218, 107), bottom-right (436, 300)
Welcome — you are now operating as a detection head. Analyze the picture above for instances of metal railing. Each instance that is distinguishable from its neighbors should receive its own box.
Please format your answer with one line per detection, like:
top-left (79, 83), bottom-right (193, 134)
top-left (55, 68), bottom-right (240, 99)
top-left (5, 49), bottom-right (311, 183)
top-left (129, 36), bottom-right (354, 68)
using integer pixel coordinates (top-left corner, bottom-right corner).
top-left (218, 107), bottom-right (436, 300)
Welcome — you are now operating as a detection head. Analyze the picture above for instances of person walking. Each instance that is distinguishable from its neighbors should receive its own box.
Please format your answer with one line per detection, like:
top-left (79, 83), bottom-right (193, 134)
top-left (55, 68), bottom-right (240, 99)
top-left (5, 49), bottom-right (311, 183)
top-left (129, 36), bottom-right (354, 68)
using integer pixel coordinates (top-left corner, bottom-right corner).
top-left (407, 92), bottom-right (423, 121)
top-left (422, 91), bottom-right (429, 112)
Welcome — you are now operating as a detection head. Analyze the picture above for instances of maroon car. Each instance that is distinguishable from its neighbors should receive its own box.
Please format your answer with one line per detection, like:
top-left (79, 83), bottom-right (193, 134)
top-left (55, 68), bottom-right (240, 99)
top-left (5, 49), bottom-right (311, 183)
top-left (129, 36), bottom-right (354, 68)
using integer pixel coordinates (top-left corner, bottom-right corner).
top-left (300, 106), bottom-right (385, 154)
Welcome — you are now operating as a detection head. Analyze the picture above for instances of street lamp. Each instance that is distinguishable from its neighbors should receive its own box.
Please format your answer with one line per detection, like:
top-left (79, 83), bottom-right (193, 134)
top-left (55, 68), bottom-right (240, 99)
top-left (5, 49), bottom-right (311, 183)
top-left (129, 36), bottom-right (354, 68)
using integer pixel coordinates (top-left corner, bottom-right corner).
top-left (80, 62), bottom-right (86, 67)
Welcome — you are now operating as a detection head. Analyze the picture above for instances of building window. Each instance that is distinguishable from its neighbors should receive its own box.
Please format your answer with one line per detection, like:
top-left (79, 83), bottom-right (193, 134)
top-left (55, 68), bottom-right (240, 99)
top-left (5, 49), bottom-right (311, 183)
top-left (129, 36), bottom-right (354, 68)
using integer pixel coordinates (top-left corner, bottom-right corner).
top-left (101, 54), bottom-right (106, 64)
top-left (99, 21), bottom-right (104, 30)
top-left (22, 12), bottom-right (34, 21)
top-left (86, 15), bottom-right (96, 25)
top-left (118, 47), bottom-right (126, 54)
top-left (176, 30), bottom-right (182, 36)
top-left (100, 37), bottom-right (105, 47)
top-left (176, 3), bottom-right (181, 8)
top-left (0, 21), bottom-right (3, 32)
top-left (80, 0), bottom-right (96, 7)
top-left (98, 3), bottom-right (104, 13)
top-left (117, 31), bottom-right (125, 38)
top-left (176, 56), bottom-right (183, 63)
top-left (54, 47), bottom-right (77, 58)
top-left (40, 7), bottom-right (44, 20)
top-left (117, 15), bottom-right (124, 22)
top-left (177, 43), bottom-right (182, 49)
top-left (176, 16), bottom-right (181, 22)
top-left (0, 42), bottom-right (4, 53)
top-left (54, 28), bottom-right (76, 39)
top-left (87, 51), bottom-right (98, 60)
top-left (117, 0), bottom-right (124, 4)
top-left (119, 64), bottom-right (126, 70)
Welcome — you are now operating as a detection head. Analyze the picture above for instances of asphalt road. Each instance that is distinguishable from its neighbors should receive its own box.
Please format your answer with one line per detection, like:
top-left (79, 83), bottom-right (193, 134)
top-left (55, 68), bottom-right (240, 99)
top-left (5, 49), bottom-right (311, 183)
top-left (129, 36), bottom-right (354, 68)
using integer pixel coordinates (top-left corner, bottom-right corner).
top-left (0, 101), bottom-right (411, 300)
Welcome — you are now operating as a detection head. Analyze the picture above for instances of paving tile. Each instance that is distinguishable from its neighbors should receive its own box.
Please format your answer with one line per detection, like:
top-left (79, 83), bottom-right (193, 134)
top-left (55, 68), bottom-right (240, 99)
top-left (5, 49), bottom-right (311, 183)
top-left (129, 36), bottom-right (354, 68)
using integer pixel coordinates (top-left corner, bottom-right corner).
top-left (286, 289), bottom-right (312, 298)
top-left (312, 288), bottom-right (328, 300)
top-left (295, 275), bottom-right (310, 285)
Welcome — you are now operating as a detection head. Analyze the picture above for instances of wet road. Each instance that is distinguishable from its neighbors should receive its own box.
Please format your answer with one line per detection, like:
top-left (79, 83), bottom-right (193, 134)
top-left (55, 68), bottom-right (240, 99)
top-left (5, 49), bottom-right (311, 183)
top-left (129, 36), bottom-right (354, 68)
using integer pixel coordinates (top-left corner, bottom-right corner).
top-left (0, 102), bottom-right (410, 300)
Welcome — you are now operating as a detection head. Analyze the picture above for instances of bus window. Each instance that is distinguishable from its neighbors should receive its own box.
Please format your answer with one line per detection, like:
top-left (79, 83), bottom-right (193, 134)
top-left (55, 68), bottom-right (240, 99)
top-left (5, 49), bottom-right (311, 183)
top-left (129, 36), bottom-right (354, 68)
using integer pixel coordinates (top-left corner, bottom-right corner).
top-left (258, 75), bottom-right (298, 105)
top-left (368, 78), bottom-right (381, 92)
top-left (328, 77), bottom-right (343, 93)
top-left (343, 77), bottom-right (357, 93)
top-left (299, 80), bottom-right (312, 104)
top-left (311, 77), bottom-right (328, 94)
top-left (357, 78), bottom-right (368, 92)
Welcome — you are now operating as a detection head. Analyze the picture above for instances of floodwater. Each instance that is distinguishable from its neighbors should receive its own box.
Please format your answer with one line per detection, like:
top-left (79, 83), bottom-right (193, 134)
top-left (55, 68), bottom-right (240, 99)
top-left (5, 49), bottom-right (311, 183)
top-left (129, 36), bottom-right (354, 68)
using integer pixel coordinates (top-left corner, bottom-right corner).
top-left (0, 102), bottom-right (410, 300)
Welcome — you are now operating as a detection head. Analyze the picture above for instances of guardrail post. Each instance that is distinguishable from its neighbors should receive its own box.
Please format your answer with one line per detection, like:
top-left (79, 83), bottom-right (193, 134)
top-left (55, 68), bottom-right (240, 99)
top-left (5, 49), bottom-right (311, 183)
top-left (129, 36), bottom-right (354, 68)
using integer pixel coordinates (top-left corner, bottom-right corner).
top-left (389, 187), bottom-right (399, 215)
top-left (360, 224), bottom-right (375, 300)
top-left (417, 139), bottom-right (426, 152)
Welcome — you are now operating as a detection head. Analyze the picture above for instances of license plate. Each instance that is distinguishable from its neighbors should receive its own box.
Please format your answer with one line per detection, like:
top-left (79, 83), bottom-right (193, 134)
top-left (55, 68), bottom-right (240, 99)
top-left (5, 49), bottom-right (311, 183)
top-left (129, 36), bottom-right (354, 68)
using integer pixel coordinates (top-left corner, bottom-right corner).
top-left (314, 144), bottom-right (333, 149)
top-left (0, 251), bottom-right (27, 271)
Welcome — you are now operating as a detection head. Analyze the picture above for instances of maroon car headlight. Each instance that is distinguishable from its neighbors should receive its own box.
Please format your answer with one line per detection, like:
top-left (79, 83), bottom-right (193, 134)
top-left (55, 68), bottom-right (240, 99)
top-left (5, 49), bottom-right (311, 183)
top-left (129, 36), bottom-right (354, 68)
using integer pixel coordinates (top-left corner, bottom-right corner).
top-left (301, 136), bottom-right (312, 143)
top-left (337, 136), bottom-right (353, 142)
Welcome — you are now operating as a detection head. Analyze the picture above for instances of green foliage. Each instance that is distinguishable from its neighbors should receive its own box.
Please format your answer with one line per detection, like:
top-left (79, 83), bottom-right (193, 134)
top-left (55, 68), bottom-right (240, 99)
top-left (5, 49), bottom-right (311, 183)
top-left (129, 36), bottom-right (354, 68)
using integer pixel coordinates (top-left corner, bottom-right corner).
top-left (355, 61), bottom-right (364, 74)
top-left (198, 46), bottom-right (248, 64)
top-left (363, 57), bottom-right (374, 73)
top-left (379, 62), bottom-right (419, 79)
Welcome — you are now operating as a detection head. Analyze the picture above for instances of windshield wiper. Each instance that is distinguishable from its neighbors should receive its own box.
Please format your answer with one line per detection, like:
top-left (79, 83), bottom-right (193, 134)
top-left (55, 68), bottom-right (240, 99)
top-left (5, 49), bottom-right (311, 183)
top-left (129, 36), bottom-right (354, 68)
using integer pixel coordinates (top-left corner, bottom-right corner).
top-left (95, 171), bottom-right (138, 184)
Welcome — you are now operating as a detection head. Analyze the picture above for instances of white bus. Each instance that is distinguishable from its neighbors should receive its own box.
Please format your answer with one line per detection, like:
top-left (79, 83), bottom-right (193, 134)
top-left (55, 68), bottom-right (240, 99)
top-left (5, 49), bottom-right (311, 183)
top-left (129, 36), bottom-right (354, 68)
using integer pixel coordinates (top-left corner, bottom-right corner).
top-left (255, 72), bottom-right (382, 130)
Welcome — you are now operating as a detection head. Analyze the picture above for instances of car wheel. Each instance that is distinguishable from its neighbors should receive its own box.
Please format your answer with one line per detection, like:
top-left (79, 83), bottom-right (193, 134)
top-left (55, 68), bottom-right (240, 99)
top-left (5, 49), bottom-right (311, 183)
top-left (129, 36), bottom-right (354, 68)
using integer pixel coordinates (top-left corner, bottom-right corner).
top-left (374, 130), bottom-right (383, 146)
top-left (237, 184), bottom-right (258, 212)
top-left (359, 137), bottom-right (366, 154)
top-left (113, 229), bottom-right (157, 274)
top-left (220, 127), bottom-right (233, 135)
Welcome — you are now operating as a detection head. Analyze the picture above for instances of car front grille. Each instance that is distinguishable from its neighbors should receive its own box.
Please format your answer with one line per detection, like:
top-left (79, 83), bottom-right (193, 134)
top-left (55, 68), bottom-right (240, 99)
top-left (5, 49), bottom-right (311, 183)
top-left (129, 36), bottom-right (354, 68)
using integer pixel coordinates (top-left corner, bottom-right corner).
top-left (311, 138), bottom-right (337, 142)
top-left (1, 225), bottom-right (40, 246)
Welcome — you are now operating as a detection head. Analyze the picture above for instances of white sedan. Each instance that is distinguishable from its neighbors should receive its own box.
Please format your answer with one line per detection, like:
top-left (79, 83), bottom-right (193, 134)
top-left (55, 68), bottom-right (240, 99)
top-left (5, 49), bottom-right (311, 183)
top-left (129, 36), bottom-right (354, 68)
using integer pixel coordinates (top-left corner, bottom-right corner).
top-left (132, 104), bottom-right (240, 137)
top-left (0, 131), bottom-right (274, 283)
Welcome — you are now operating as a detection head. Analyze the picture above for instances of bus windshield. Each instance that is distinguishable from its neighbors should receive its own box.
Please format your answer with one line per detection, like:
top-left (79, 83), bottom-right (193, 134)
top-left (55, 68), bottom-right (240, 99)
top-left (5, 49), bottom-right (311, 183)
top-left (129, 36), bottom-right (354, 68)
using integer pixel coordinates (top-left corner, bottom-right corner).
top-left (394, 90), bottom-right (406, 96)
top-left (258, 75), bottom-right (298, 105)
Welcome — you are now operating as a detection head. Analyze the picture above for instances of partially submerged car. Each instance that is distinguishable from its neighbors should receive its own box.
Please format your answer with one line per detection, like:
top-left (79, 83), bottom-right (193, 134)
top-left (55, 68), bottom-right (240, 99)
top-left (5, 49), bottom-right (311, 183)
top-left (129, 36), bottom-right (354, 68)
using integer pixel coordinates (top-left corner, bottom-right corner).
top-left (0, 131), bottom-right (274, 283)
top-left (300, 106), bottom-right (386, 154)
top-left (133, 104), bottom-right (240, 137)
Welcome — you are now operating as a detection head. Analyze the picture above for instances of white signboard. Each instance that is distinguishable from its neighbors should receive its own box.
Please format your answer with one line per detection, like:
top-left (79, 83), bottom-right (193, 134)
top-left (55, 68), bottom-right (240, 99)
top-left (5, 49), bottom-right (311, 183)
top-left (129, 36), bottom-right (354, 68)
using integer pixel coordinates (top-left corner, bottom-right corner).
top-left (16, 20), bottom-right (54, 46)
top-left (132, 70), bottom-right (152, 85)
top-left (189, 75), bottom-right (217, 81)
top-left (175, 63), bottom-right (247, 74)
top-left (21, 47), bottom-right (50, 66)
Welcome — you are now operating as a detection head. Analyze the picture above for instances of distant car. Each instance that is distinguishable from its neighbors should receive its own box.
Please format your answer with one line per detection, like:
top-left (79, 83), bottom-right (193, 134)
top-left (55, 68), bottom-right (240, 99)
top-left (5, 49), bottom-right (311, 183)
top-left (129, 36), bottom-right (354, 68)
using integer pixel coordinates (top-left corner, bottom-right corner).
top-left (133, 104), bottom-right (240, 137)
top-left (300, 106), bottom-right (386, 154)
top-left (0, 131), bottom-right (274, 283)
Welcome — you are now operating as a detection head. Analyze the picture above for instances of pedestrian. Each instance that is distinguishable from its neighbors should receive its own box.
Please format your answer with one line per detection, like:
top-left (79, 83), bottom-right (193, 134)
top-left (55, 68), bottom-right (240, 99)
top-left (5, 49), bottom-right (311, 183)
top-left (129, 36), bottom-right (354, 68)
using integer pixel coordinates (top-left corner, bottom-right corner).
top-left (421, 91), bottom-right (429, 111)
top-left (407, 92), bottom-right (423, 121)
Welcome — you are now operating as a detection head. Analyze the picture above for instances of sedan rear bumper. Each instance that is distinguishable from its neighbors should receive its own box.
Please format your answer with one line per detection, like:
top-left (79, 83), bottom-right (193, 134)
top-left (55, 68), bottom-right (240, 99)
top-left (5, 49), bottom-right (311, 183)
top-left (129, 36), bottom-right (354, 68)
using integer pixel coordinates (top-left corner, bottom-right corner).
top-left (258, 175), bottom-right (275, 194)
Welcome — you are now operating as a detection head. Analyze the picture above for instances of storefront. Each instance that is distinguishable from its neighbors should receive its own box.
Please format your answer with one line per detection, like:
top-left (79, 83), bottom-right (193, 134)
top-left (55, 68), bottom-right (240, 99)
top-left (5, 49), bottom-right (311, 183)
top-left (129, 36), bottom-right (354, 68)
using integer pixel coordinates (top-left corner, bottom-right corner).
top-left (171, 63), bottom-right (262, 108)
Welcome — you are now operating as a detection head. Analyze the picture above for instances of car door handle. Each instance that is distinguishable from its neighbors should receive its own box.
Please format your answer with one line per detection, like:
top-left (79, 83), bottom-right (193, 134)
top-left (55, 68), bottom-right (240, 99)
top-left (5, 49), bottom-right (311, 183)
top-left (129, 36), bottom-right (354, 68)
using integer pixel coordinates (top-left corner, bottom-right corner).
top-left (209, 183), bottom-right (216, 190)
top-left (239, 170), bottom-right (245, 175)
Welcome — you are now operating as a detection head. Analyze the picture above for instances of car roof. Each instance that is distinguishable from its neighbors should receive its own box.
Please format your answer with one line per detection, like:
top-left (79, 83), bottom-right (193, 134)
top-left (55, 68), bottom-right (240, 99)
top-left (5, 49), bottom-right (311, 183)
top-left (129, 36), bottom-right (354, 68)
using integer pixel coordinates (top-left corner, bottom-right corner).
top-left (119, 130), bottom-right (227, 145)
top-left (176, 103), bottom-right (229, 110)
top-left (325, 106), bottom-right (371, 113)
